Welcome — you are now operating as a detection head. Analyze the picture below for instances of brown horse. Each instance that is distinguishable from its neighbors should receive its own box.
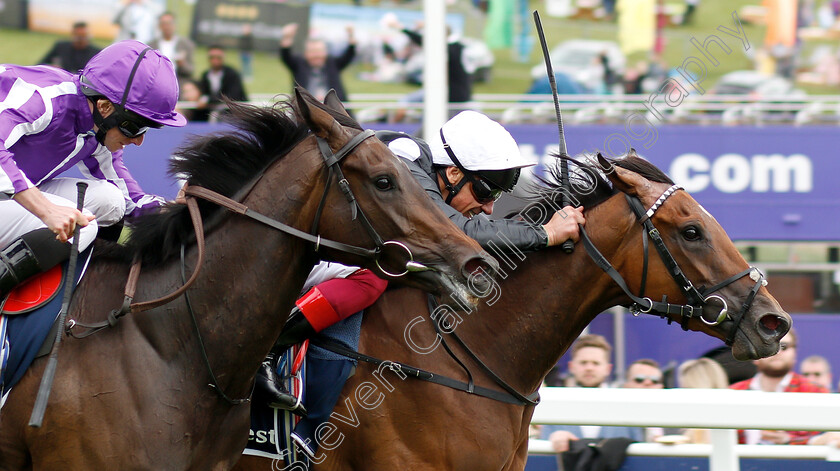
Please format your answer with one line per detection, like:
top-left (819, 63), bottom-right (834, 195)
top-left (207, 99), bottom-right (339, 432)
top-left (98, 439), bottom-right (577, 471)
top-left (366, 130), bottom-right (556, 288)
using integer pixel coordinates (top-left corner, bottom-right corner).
top-left (0, 90), bottom-right (492, 470)
top-left (234, 153), bottom-right (791, 471)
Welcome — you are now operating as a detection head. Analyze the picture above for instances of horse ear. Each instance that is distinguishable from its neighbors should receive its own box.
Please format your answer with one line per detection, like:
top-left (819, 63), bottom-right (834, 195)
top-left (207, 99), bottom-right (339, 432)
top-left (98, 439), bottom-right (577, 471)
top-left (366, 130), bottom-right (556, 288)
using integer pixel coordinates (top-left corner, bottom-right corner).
top-left (324, 89), bottom-right (351, 118)
top-left (294, 86), bottom-right (342, 139)
top-left (600, 153), bottom-right (648, 196)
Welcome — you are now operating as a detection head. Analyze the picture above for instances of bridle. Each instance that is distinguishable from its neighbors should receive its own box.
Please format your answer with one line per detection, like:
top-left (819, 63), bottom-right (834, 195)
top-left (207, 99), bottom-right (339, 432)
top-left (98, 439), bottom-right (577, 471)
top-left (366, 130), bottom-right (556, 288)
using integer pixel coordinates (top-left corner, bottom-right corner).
top-left (70, 128), bottom-right (431, 332)
top-left (579, 184), bottom-right (768, 346)
top-left (67, 127), bottom-right (437, 405)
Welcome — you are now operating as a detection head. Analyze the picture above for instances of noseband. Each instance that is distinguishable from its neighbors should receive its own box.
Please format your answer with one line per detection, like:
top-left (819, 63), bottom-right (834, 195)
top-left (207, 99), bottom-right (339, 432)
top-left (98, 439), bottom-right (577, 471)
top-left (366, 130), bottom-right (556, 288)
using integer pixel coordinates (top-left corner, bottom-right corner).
top-left (579, 184), bottom-right (768, 345)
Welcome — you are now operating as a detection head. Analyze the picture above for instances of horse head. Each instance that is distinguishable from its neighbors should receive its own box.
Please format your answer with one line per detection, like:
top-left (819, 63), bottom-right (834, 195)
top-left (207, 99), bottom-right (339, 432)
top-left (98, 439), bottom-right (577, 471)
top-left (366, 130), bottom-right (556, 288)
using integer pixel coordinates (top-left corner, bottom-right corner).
top-left (292, 88), bottom-right (496, 308)
top-left (595, 153), bottom-right (790, 360)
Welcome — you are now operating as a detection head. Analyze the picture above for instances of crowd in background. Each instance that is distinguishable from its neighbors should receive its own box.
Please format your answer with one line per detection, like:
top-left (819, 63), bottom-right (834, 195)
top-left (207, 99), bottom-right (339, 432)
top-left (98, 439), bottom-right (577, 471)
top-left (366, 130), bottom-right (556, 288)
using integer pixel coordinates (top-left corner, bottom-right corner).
top-left (30, 0), bottom-right (840, 125)
top-left (534, 328), bottom-right (838, 467)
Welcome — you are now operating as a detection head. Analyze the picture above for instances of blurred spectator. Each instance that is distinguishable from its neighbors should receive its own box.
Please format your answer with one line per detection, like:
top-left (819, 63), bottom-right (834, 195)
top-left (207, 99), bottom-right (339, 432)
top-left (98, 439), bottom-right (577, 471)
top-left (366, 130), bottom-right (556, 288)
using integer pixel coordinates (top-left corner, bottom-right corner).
top-left (113, 0), bottom-right (157, 45)
top-left (194, 46), bottom-right (248, 122)
top-left (540, 335), bottom-right (643, 453)
top-left (40, 21), bottom-right (101, 73)
top-left (359, 43), bottom-right (405, 84)
top-left (683, 0), bottom-right (700, 25)
top-left (175, 79), bottom-right (202, 122)
top-left (279, 23), bottom-right (356, 102)
top-left (239, 23), bottom-right (255, 82)
top-left (149, 11), bottom-right (195, 95)
top-left (677, 358), bottom-right (730, 443)
top-left (800, 355), bottom-right (833, 392)
top-left (388, 18), bottom-right (472, 103)
top-left (622, 359), bottom-right (664, 389)
top-left (730, 328), bottom-right (828, 445)
top-left (623, 359), bottom-right (665, 442)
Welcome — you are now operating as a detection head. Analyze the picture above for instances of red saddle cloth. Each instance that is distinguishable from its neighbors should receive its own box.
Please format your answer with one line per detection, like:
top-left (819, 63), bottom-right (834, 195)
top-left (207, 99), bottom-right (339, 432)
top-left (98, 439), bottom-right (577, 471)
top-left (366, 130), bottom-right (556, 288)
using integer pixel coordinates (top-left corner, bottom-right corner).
top-left (2, 265), bottom-right (62, 315)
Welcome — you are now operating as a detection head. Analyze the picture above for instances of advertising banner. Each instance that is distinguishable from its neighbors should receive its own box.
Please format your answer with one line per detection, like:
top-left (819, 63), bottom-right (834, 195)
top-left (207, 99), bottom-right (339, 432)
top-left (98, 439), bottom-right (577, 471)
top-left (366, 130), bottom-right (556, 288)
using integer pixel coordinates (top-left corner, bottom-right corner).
top-left (191, 0), bottom-right (310, 52)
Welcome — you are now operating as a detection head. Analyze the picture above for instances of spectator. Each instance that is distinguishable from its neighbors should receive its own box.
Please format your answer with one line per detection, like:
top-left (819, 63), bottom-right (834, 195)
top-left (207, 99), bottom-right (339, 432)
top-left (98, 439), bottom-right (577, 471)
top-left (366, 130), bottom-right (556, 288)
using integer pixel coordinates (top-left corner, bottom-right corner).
top-left (800, 355), bottom-right (833, 392)
top-left (730, 328), bottom-right (828, 445)
top-left (623, 359), bottom-right (666, 442)
top-left (387, 18), bottom-right (473, 122)
top-left (40, 21), bottom-right (101, 73)
top-left (622, 359), bottom-right (664, 389)
top-left (149, 11), bottom-right (195, 94)
top-left (677, 358), bottom-right (730, 443)
top-left (113, 0), bottom-right (157, 45)
top-left (540, 335), bottom-right (643, 453)
top-left (279, 23), bottom-right (356, 102)
top-left (174, 79), bottom-right (202, 122)
top-left (358, 43), bottom-right (405, 84)
top-left (239, 23), bottom-right (255, 82)
top-left (195, 46), bottom-right (248, 122)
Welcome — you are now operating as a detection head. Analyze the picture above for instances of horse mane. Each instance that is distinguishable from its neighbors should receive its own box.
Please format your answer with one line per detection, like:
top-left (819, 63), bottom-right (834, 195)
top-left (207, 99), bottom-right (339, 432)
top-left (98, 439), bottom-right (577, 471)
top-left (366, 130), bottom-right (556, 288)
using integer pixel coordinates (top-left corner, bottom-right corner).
top-left (117, 93), bottom-right (362, 265)
top-left (514, 153), bottom-right (674, 224)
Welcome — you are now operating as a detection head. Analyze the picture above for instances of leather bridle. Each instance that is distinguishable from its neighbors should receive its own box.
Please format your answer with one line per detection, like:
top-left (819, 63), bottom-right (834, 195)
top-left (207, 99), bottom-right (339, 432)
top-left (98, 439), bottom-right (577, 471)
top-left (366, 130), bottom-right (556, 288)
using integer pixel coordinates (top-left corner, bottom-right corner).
top-left (70, 129), bottom-right (432, 337)
top-left (579, 184), bottom-right (768, 345)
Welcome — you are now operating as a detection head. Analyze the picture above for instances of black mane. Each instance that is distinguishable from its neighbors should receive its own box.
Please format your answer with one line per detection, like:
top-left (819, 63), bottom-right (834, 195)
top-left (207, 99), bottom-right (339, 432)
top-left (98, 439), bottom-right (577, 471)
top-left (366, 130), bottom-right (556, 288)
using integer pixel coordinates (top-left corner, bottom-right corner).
top-left (516, 153), bottom-right (674, 224)
top-left (120, 94), bottom-right (359, 265)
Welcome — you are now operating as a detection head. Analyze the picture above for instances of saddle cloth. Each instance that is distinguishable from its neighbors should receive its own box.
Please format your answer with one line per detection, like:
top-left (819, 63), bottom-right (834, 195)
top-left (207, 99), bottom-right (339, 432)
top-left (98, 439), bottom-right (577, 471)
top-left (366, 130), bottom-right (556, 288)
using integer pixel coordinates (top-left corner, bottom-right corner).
top-left (0, 248), bottom-right (93, 395)
top-left (243, 342), bottom-right (308, 465)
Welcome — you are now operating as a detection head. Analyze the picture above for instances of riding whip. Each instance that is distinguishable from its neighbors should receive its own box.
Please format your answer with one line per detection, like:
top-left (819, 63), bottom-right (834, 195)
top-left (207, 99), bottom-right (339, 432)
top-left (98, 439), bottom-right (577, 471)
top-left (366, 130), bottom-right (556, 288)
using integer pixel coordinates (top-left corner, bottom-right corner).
top-left (29, 181), bottom-right (88, 427)
top-left (533, 10), bottom-right (575, 254)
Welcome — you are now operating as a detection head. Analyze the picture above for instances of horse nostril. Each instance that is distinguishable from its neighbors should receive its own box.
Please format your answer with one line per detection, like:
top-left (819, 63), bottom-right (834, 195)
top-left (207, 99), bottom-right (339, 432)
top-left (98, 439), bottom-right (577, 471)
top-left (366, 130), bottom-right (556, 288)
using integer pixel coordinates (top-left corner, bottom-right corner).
top-left (759, 314), bottom-right (789, 336)
top-left (463, 254), bottom-right (498, 280)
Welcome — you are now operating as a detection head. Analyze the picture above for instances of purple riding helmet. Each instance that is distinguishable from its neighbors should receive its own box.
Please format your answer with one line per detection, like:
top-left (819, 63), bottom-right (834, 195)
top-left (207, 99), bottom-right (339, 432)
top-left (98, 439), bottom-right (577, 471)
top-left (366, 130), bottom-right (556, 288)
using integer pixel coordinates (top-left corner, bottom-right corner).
top-left (80, 40), bottom-right (186, 143)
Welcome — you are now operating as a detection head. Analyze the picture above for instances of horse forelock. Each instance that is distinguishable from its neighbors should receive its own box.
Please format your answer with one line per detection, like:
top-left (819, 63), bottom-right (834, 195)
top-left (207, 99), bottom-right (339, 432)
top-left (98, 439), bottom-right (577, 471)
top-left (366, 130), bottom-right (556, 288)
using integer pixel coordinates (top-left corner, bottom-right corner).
top-left (512, 153), bottom-right (674, 224)
top-left (123, 99), bottom-right (314, 265)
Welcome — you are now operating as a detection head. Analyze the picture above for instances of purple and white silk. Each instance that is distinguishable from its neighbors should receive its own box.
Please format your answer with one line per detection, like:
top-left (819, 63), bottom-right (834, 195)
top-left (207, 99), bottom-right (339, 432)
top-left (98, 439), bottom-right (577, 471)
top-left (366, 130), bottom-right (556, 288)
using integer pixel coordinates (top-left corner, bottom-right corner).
top-left (0, 64), bottom-right (163, 248)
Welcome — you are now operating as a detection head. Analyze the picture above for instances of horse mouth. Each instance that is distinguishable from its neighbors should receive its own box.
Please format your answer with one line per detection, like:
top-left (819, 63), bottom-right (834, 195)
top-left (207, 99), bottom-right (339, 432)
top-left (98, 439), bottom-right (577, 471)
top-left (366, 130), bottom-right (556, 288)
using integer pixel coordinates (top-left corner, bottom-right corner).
top-left (413, 270), bottom-right (480, 310)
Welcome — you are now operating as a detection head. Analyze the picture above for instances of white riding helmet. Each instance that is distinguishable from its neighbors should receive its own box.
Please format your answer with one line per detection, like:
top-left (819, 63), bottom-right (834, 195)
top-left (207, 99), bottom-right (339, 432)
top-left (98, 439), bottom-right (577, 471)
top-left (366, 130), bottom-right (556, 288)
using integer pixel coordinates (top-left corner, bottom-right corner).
top-left (428, 111), bottom-right (536, 191)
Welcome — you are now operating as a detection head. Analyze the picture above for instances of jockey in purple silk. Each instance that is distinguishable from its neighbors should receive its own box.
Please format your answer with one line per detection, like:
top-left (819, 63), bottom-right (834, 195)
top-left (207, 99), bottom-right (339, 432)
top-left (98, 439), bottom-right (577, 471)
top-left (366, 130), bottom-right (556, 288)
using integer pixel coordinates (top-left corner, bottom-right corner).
top-left (0, 40), bottom-right (186, 302)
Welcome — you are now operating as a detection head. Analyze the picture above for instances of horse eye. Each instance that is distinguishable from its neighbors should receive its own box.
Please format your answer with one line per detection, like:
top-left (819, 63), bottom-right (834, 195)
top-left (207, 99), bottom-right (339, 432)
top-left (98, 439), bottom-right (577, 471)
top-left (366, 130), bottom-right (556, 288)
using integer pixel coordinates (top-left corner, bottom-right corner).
top-left (682, 226), bottom-right (702, 241)
top-left (374, 176), bottom-right (393, 191)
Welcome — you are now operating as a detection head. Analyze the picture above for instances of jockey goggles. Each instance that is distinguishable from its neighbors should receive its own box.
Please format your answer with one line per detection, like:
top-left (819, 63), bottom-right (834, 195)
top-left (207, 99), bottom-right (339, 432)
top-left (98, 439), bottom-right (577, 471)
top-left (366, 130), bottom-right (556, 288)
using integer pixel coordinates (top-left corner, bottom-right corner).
top-left (467, 174), bottom-right (504, 204)
top-left (114, 107), bottom-right (161, 139)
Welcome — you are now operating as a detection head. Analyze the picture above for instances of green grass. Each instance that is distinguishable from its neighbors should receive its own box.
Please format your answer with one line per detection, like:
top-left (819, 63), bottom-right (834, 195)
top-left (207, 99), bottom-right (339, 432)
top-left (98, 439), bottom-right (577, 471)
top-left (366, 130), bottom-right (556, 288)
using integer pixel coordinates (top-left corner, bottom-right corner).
top-left (3, 0), bottom-right (827, 97)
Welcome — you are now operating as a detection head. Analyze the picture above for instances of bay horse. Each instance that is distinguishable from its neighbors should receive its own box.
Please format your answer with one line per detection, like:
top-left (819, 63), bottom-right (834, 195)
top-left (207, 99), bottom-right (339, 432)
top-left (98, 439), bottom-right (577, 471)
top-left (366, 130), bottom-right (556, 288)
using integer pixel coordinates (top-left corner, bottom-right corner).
top-left (234, 153), bottom-right (791, 471)
top-left (0, 89), bottom-right (492, 470)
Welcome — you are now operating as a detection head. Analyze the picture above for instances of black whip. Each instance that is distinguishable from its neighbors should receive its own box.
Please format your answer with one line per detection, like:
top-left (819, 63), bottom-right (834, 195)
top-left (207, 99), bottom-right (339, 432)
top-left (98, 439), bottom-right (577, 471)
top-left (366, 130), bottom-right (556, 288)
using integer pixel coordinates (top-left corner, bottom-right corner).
top-left (29, 181), bottom-right (88, 427)
top-left (533, 10), bottom-right (575, 254)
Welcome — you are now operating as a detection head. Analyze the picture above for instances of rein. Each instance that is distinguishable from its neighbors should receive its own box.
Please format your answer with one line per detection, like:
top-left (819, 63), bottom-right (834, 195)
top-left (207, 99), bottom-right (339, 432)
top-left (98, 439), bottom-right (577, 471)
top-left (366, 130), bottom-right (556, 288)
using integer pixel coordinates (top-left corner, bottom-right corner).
top-left (579, 185), bottom-right (767, 345)
top-left (309, 295), bottom-right (540, 407)
top-left (68, 129), bottom-right (421, 339)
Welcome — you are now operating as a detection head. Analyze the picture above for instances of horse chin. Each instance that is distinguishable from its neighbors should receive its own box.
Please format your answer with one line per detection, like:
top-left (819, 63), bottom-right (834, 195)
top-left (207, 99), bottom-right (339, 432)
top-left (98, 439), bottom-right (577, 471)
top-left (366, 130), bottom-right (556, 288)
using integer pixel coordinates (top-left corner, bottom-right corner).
top-left (412, 270), bottom-right (479, 311)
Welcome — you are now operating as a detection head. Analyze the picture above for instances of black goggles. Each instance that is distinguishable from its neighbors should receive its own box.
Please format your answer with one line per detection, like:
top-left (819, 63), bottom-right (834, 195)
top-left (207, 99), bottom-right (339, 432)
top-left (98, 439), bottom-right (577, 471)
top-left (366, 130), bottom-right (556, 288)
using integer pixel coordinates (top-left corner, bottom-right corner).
top-left (467, 173), bottom-right (503, 204)
top-left (115, 108), bottom-right (160, 139)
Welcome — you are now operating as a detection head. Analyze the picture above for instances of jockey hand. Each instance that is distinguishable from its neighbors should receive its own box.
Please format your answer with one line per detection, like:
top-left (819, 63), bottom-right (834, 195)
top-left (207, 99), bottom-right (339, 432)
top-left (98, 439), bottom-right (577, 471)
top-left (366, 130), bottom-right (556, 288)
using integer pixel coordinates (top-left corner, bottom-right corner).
top-left (543, 205), bottom-right (585, 247)
top-left (548, 430), bottom-right (579, 453)
top-left (13, 187), bottom-right (94, 243)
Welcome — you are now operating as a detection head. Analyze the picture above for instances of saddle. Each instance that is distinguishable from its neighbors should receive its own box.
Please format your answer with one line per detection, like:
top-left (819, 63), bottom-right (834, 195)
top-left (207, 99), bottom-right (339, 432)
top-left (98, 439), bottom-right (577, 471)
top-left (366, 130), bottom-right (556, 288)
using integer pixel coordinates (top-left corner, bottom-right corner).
top-left (0, 249), bottom-right (92, 395)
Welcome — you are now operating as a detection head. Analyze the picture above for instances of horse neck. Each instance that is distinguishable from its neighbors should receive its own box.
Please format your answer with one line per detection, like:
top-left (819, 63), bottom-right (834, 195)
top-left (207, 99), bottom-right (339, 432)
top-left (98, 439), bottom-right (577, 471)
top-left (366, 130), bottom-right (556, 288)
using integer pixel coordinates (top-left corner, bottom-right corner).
top-left (459, 195), bottom-right (637, 394)
top-left (140, 143), bottom-right (326, 398)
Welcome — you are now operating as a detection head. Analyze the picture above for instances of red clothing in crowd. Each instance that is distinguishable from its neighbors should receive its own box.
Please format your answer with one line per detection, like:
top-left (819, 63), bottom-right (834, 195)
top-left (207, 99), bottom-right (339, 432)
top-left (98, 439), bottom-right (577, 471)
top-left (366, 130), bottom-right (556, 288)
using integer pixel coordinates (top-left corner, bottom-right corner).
top-left (730, 372), bottom-right (828, 445)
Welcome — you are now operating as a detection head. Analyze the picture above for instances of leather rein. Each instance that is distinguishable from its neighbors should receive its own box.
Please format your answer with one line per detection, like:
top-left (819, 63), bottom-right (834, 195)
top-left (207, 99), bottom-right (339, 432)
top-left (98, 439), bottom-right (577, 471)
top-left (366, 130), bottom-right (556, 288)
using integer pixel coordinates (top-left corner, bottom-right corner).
top-left (68, 129), bottom-right (417, 335)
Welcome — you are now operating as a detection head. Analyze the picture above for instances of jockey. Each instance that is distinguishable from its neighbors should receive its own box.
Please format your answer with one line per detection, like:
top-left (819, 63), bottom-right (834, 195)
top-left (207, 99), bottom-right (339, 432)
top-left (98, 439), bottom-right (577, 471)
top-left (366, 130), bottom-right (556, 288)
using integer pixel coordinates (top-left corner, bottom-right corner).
top-left (255, 111), bottom-right (585, 420)
top-left (0, 40), bottom-right (186, 302)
